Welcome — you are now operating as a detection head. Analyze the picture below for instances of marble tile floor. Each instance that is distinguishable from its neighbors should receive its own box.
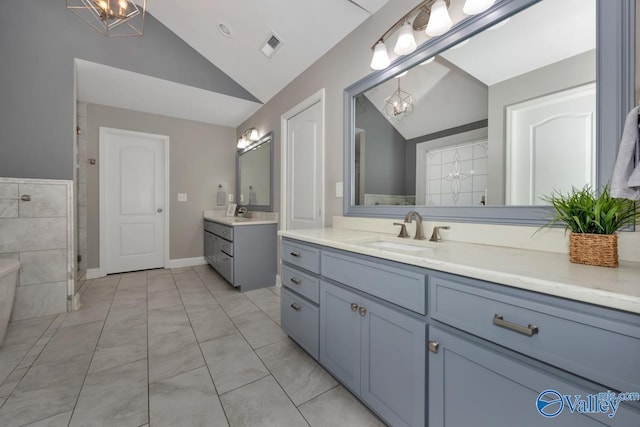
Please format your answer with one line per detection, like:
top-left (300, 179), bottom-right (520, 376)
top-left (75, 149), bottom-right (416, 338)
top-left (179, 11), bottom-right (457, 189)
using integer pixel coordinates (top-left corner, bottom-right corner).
top-left (0, 265), bottom-right (385, 426)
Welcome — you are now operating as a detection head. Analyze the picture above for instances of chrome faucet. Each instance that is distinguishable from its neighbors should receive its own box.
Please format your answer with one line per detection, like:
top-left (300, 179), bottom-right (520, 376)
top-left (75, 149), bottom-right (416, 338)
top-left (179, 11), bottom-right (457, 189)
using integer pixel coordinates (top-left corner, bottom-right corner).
top-left (403, 211), bottom-right (425, 240)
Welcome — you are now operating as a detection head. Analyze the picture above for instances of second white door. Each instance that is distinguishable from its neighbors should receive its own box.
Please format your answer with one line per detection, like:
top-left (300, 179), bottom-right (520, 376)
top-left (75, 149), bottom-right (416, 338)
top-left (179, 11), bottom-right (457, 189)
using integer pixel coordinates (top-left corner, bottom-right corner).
top-left (101, 127), bottom-right (168, 274)
top-left (285, 97), bottom-right (324, 230)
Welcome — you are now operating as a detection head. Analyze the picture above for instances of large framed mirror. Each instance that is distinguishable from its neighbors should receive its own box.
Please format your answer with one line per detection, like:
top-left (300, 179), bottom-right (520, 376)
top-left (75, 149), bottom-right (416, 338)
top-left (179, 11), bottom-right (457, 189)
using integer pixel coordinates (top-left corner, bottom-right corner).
top-left (237, 131), bottom-right (274, 212)
top-left (344, 0), bottom-right (635, 225)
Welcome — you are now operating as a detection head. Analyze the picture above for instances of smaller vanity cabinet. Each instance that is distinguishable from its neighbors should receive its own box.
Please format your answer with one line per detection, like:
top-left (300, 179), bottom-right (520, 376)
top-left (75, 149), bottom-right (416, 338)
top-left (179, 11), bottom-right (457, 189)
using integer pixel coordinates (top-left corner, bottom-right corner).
top-left (204, 219), bottom-right (276, 291)
top-left (281, 240), bottom-right (321, 360)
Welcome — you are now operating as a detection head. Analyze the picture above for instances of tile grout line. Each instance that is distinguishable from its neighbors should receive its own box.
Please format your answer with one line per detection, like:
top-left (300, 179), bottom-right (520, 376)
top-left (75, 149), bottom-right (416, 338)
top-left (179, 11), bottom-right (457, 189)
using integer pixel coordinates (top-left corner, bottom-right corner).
top-left (171, 267), bottom-right (233, 427)
top-left (67, 273), bottom-right (122, 426)
top-left (145, 270), bottom-right (151, 427)
top-left (0, 314), bottom-right (62, 411)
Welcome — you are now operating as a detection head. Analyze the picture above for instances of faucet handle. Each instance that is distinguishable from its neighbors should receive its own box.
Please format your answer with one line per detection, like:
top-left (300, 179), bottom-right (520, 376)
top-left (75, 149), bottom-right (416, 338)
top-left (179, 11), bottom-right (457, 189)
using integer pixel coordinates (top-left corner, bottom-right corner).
top-left (429, 226), bottom-right (450, 242)
top-left (393, 222), bottom-right (410, 238)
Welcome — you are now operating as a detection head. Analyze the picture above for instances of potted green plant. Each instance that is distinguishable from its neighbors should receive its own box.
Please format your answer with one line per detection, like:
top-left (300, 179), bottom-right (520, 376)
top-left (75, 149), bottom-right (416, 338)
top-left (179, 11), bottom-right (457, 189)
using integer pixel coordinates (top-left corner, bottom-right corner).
top-left (541, 185), bottom-right (639, 267)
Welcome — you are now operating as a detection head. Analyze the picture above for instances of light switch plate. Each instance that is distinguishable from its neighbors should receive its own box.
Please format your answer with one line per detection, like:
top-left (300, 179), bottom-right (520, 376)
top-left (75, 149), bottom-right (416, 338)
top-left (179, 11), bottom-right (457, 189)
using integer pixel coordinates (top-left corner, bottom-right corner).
top-left (228, 194), bottom-right (234, 202)
top-left (177, 193), bottom-right (187, 202)
top-left (335, 181), bottom-right (343, 198)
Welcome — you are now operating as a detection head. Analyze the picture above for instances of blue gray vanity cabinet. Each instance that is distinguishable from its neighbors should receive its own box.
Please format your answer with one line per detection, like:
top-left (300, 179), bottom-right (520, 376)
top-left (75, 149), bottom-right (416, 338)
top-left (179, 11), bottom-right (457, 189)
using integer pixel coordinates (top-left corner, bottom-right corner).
top-left (429, 323), bottom-right (638, 427)
top-left (429, 273), bottom-right (640, 426)
top-left (280, 239), bottom-right (322, 360)
top-left (203, 219), bottom-right (276, 291)
top-left (320, 280), bottom-right (426, 427)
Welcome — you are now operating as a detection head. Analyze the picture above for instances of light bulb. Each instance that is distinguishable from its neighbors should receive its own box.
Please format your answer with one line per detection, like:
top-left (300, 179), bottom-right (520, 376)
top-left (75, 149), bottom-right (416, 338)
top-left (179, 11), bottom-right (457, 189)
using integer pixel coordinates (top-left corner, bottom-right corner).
top-left (119, 0), bottom-right (128, 9)
top-left (425, 0), bottom-right (453, 37)
top-left (99, 0), bottom-right (108, 10)
top-left (394, 22), bottom-right (417, 56)
top-left (249, 128), bottom-right (259, 141)
top-left (370, 41), bottom-right (391, 70)
top-left (421, 57), bottom-right (435, 66)
top-left (463, 0), bottom-right (496, 15)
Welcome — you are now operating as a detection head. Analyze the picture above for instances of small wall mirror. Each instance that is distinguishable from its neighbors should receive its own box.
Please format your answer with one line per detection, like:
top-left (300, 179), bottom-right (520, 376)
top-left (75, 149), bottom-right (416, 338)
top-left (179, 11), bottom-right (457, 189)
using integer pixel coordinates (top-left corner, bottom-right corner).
top-left (237, 131), bottom-right (274, 212)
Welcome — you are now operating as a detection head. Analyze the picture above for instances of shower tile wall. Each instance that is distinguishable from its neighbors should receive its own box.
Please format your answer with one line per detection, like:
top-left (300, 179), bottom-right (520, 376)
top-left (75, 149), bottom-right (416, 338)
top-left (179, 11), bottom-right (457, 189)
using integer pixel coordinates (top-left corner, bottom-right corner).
top-left (426, 141), bottom-right (488, 206)
top-left (0, 178), bottom-right (73, 320)
top-left (77, 102), bottom-right (88, 284)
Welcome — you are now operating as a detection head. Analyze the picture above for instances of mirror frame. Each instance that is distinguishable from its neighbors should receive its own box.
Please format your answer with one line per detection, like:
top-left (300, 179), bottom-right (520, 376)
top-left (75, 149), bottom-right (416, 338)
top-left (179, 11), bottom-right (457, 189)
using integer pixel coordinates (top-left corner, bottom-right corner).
top-left (343, 0), bottom-right (635, 225)
top-left (236, 131), bottom-right (274, 212)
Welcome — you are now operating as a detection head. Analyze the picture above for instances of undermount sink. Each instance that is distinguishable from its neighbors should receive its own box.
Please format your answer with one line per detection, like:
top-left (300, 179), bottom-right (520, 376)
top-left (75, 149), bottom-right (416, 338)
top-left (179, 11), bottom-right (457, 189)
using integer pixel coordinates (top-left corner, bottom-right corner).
top-left (229, 217), bottom-right (252, 222)
top-left (351, 236), bottom-right (440, 253)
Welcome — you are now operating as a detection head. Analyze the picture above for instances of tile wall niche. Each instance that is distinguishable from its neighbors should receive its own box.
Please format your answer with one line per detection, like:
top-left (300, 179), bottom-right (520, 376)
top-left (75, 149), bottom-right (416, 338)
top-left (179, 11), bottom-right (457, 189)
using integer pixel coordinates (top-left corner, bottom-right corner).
top-left (0, 178), bottom-right (73, 320)
top-left (76, 101), bottom-right (88, 292)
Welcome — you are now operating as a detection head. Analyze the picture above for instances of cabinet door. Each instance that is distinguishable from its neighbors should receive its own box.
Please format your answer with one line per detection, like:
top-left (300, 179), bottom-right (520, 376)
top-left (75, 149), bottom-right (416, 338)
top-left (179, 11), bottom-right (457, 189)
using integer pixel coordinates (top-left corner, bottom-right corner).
top-left (360, 297), bottom-right (426, 427)
top-left (204, 232), bottom-right (213, 265)
top-left (212, 235), bottom-right (221, 271)
top-left (429, 324), bottom-right (637, 427)
top-left (319, 281), bottom-right (361, 394)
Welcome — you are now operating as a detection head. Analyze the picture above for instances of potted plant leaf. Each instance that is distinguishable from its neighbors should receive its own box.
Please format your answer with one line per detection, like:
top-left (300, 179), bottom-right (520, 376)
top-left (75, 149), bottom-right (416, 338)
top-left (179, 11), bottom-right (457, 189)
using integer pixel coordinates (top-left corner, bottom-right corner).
top-left (541, 185), bottom-right (639, 267)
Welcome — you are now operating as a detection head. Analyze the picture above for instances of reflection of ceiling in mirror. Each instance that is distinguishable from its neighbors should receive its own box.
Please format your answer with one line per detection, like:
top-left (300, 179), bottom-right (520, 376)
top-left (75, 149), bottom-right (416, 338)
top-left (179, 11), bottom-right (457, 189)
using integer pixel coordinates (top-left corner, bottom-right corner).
top-left (361, 0), bottom-right (595, 140)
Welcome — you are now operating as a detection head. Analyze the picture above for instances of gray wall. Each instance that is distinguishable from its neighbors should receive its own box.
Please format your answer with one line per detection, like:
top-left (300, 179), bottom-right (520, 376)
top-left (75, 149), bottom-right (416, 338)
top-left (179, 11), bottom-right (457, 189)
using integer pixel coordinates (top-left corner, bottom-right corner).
top-left (235, 0), bottom-right (421, 224)
top-left (0, 0), bottom-right (256, 181)
top-left (355, 95), bottom-right (410, 196)
top-left (86, 104), bottom-right (236, 267)
top-left (487, 49), bottom-right (597, 204)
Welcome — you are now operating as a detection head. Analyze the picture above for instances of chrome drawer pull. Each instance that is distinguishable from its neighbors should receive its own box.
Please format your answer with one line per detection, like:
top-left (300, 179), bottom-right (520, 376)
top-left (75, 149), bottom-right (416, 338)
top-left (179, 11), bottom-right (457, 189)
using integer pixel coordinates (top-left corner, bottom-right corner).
top-left (428, 340), bottom-right (440, 354)
top-left (20, 195), bottom-right (31, 202)
top-left (290, 251), bottom-right (301, 258)
top-left (493, 314), bottom-right (539, 337)
top-left (290, 277), bottom-right (302, 285)
top-left (350, 303), bottom-right (359, 312)
top-left (290, 303), bottom-right (303, 312)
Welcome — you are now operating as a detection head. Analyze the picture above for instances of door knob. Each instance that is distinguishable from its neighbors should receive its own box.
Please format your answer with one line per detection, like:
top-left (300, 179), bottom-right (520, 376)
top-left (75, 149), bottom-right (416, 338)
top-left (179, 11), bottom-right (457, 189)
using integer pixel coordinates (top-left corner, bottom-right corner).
top-left (157, 208), bottom-right (163, 213)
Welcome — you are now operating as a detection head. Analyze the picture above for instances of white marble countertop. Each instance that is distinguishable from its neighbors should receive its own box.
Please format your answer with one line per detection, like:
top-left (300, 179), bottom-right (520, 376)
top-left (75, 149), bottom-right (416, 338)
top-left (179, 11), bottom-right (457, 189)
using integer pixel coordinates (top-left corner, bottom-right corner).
top-left (0, 258), bottom-right (20, 277)
top-left (279, 228), bottom-right (640, 315)
top-left (203, 215), bottom-right (278, 226)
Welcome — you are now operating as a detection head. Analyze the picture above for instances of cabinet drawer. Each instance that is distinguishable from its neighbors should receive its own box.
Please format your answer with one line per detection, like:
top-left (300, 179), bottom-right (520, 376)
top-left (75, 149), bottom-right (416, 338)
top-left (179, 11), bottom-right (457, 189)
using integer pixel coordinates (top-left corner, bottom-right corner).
top-left (430, 276), bottom-right (640, 393)
top-left (218, 253), bottom-right (234, 285)
top-left (282, 240), bottom-right (321, 274)
top-left (282, 288), bottom-right (319, 359)
top-left (281, 265), bottom-right (319, 304)
top-left (321, 251), bottom-right (426, 315)
top-left (219, 240), bottom-right (233, 256)
top-left (204, 221), bottom-right (234, 241)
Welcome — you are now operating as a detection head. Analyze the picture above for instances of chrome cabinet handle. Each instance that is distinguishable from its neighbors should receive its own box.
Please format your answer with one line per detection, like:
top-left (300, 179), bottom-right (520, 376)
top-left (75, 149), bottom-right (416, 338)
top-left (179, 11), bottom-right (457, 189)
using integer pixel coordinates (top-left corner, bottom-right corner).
top-left (493, 314), bottom-right (539, 337)
top-left (290, 251), bottom-right (301, 258)
top-left (359, 306), bottom-right (367, 317)
top-left (350, 303), bottom-right (359, 312)
top-left (20, 195), bottom-right (31, 202)
top-left (428, 340), bottom-right (440, 354)
top-left (290, 277), bottom-right (302, 285)
top-left (290, 303), bottom-right (302, 312)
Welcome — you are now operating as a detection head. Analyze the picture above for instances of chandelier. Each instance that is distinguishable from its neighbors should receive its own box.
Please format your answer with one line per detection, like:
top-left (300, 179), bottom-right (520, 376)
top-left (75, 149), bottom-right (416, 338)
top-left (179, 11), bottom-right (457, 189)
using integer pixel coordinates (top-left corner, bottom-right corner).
top-left (370, 0), bottom-right (496, 70)
top-left (383, 78), bottom-right (414, 122)
top-left (66, 0), bottom-right (147, 37)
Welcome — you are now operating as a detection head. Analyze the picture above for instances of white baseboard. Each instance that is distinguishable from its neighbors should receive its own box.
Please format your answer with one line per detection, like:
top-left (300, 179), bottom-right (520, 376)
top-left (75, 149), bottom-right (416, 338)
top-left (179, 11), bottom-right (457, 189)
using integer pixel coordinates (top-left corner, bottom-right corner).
top-left (167, 257), bottom-right (207, 269)
top-left (86, 268), bottom-right (106, 279)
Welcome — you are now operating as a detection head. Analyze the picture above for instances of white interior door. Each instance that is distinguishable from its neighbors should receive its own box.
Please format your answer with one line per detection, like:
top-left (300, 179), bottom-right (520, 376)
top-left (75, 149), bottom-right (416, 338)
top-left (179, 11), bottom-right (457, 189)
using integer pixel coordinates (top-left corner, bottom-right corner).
top-left (506, 83), bottom-right (596, 205)
top-left (284, 95), bottom-right (324, 230)
top-left (100, 127), bottom-right (168, 274)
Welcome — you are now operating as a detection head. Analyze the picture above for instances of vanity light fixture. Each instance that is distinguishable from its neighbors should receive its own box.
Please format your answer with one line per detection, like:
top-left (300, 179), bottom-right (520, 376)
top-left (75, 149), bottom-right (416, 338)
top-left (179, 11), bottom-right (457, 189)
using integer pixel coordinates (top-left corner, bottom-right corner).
top-left (463, 0), bottom-right (497, 15)
top-left (369, 0), bottom-right (452, 70)
top-left (237, 127), bottom-right (260, 149)
top-left (66, 0), bottom-right (146, 37)
top-left (369, 0), bottom-right (498, 70)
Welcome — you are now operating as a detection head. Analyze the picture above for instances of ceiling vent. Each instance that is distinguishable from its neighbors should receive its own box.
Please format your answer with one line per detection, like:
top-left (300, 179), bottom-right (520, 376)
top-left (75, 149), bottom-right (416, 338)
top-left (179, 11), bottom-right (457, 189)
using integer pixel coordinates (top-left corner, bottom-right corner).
top-left (260, 33), bottom-right (282, 58)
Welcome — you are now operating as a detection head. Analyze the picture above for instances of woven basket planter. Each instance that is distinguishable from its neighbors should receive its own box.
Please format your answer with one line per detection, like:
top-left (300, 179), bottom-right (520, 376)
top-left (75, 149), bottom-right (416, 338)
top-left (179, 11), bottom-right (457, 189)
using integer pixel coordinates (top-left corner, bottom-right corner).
top-left (569, 232), bottom-right (618, 268)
